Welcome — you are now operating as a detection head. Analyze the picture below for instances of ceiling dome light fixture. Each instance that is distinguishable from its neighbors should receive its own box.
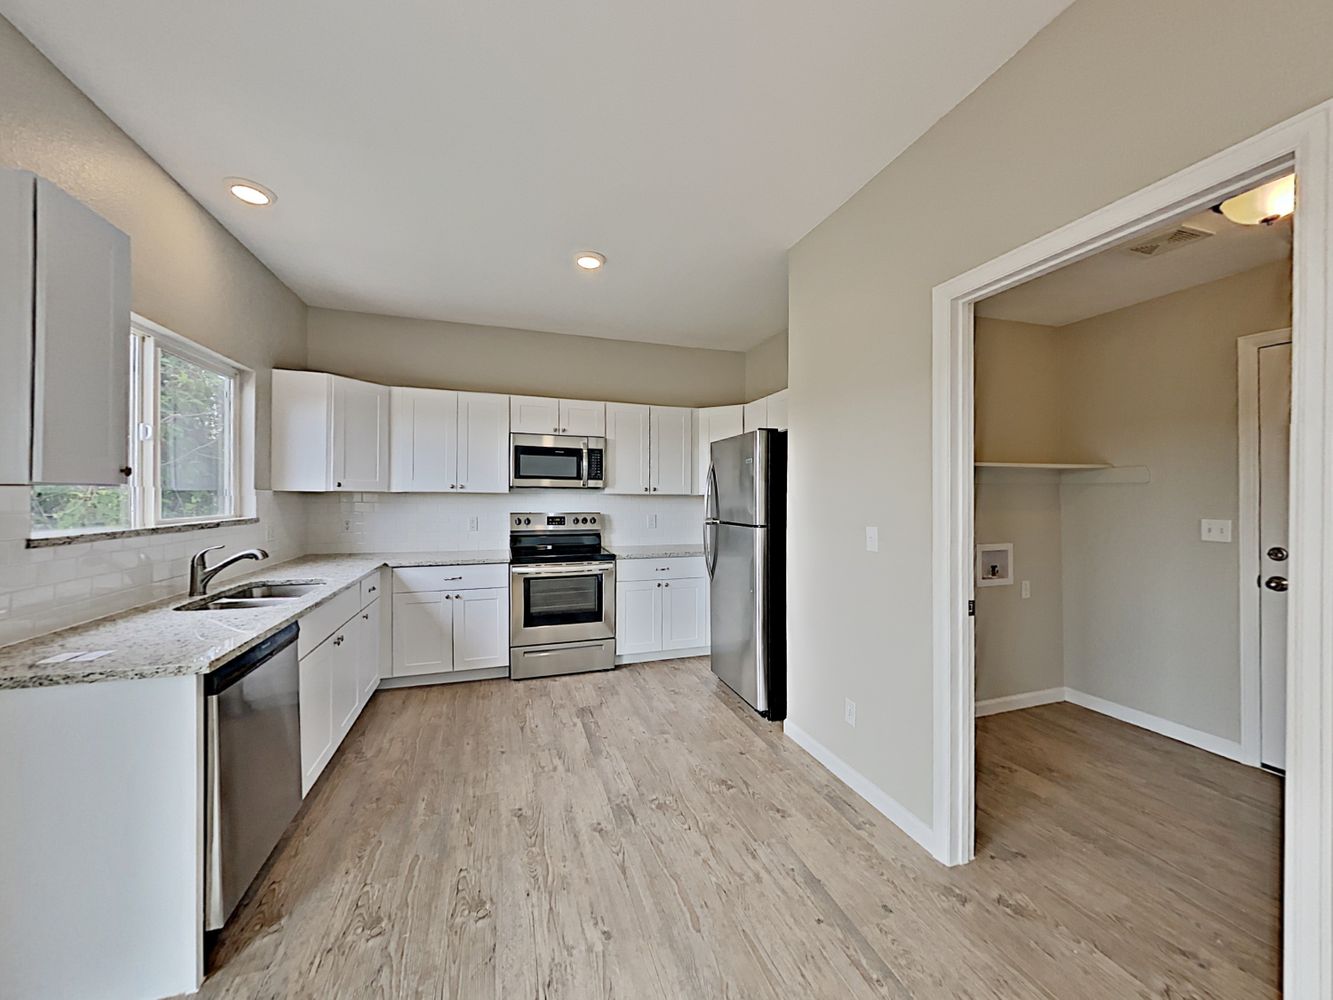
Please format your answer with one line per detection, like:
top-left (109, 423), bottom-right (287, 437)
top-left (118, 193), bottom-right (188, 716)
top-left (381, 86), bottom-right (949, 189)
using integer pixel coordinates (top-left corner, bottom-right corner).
top-left (226, 178), bottom-right (277, 207)
top-left (1214, 173), bottom-right (1295, 226)
top-left (575, 251), bottom-right (606, 271)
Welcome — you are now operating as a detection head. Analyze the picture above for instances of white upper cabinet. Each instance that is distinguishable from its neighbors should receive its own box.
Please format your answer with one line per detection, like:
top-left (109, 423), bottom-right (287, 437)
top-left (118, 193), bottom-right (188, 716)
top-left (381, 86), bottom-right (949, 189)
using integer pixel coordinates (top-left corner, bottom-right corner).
top-left (1, 171), bottom-right (131, 486)
top-left (650, 406), bottom-right (693, 495)
top-left (333, 376), bottom-right (391, 491)
top-left (559, 399), bottom-right (606, 436)
top-left (742, 397), bottom-right (767, 432)
top-left (510, 395), bottom-right (561, 434)
top-left (693, 404), bottom-right (743, 495)
top-left (390, 388), bottom-right (508, 493)
top-left (765, 389), bottom-right (789, 430)
top-left (510, 395), bottom-right (605, 436)
top-left (742, 390), bottom-right (789, 432)
top-left (389, 386), bottom-right (458, 491)
top-left (272, 370), bottom-right (388, 492)
top-left (606, 403), bottom-right (652, 494)
top-left (457, 391), bottom-right (510, 492)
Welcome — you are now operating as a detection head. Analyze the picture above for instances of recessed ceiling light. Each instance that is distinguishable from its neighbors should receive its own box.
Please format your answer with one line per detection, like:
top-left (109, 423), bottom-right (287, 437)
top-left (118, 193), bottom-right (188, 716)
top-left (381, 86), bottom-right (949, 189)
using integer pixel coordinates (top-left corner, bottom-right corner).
top-left (575, 251), bottom-right (606, 270)
top-left (226, 178), bottom-right (276, 207)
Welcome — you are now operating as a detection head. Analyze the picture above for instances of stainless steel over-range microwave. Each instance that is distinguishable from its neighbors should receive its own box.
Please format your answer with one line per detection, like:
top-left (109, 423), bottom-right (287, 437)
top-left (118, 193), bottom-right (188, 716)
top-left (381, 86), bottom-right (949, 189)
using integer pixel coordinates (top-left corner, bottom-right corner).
top-left (510, 433), bottom-right (606, 489)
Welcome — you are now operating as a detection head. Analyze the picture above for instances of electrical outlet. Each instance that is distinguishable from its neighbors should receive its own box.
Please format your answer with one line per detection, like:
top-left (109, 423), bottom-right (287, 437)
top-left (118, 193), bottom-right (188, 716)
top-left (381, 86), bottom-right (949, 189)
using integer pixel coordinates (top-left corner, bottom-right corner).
top-left (646, 513), bottom-right (658, 529)
top-left (1201, 518), bottom-right (1233, 543)
top-left (865, 526), bottom-right (878, 553)
top-left (1021, 580), bottom-right (1031, 599)
top-left (343, 519), bottom-right (352, 532)
top-left (468, 516), bottom-right (480, 532)
top-left (844, 698), bottom-right (857, 727)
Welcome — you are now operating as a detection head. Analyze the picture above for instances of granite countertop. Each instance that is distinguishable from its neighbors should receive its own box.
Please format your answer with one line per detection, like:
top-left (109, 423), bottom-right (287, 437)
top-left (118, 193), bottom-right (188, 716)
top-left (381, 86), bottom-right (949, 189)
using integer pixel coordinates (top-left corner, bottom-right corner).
top-left (611, 545), bottom-right (705, 560)
top-left (0, 551), bottom-right (509, 691)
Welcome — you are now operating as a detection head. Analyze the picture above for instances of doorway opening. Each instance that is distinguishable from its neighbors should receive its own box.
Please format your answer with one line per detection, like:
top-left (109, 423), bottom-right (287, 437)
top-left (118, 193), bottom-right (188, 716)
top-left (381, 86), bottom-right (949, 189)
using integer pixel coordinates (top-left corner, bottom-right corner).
top-left (930, 101), bottom-right (1333, 996)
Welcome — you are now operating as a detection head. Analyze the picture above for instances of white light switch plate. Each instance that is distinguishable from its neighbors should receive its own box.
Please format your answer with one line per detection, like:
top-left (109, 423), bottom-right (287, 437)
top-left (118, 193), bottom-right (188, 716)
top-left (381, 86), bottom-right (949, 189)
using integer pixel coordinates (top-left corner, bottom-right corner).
top-left (844, 698), bottom-right (857, 727)
top-left (1021, 580), bottom-right (1031, 599)
top-left (468, 516), bottom-right (480, 532)
top-left (646, 514), bottom-right (658, 529)
top-left (1201, 519), bottom-right (1233, 543)
top-left (865, 526), bottom-right (878, 552)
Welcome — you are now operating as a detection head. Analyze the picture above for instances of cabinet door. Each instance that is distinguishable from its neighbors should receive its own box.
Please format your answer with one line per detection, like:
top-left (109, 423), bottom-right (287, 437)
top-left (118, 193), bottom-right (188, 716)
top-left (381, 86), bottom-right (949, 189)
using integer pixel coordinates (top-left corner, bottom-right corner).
top-left (560, 399), bottom-right (606, 436)
top-left (453, 587), bottom-right (510, 670)
top-left (357, 598), bottom-right (382, 701)
top-left (510, 395), bottom-right (561, 434)
top-left (694, 405), bottom-right (743, 495)
top-left (765, 389), bottom-right (789, 431)
top-left (743, 398), bottom-right (767, 432)
top-left (605, 403), bottom-right (651, 494)
top-left (299, 637), bottom-right (335, 795)
top-left (390, 386), bottom-right (458, 491)
top-left (333, 376), bottom-right (390, 491)
top-left (661, 577), bottom-right (707, 651)
top-left (457, 391), bottom-right (510, 493)
top-left (392, 591), bottom-right (455, 676)
top-left (331, 622), bottom-right (360, 738)
top-left (650, 406), bottom-right (693, 495)
top-left (615, 580), bottom-right (663, 655)
top-left (31, 178), bottom-right (131, 486)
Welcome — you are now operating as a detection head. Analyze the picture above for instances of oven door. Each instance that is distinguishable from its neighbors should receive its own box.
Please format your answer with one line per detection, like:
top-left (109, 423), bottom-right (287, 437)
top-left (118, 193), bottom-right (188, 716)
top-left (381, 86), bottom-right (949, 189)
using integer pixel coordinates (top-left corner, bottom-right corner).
top-left (510, 561), bottom-right (616, 646)
top-left (510, 434), bottom-right (588, 489)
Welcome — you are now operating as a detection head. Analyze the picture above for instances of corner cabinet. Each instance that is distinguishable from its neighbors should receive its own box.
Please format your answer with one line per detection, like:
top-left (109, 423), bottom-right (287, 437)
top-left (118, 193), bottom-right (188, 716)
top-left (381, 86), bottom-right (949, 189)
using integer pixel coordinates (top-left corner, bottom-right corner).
top-left (605, 403), bottom-right (693, 495)
top-left (1, 170), bottom-right (131, 486)
top-left (390, 387), bottom-right (509, 493)
top-left (272, 370), bottom-right (390, 492)
top-left (693, 404), bottom-right (744, 495)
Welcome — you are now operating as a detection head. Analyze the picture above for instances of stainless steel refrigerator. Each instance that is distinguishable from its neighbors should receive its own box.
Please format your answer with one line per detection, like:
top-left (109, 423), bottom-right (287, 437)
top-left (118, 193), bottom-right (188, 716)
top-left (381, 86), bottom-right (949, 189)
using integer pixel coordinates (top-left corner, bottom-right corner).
top-left (704, 429), bottom-right (786, 719)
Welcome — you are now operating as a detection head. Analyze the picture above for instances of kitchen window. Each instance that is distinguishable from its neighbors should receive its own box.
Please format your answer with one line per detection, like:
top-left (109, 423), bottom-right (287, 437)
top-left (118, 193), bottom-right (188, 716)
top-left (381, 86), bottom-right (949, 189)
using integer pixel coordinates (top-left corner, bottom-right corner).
top-left (30, 317), bottom-right (250, 538)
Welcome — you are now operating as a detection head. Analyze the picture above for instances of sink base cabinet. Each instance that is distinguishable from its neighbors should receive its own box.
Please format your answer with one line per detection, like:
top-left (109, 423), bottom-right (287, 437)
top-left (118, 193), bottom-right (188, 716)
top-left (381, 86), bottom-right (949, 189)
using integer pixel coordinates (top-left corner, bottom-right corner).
top-left (298, 578), bottom-right (385, 797)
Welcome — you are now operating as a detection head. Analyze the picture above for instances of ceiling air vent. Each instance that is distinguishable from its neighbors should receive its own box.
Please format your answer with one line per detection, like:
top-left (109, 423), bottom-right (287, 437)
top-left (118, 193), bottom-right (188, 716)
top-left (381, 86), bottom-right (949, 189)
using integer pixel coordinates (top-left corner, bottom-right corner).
top-left (1125, 225), bottom-right (1214, 258)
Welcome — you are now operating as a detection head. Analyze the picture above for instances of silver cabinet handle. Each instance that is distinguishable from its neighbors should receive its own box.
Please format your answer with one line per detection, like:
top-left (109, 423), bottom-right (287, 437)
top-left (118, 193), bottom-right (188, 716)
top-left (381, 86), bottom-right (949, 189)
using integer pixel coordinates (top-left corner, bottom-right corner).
top-left (1268, 546), bottom-right (1289, 562)
top-left (1265, 576), bottom-right (1289, 592)
top-left (445, 594), bottom-right (453, 600)
top-left (361, 613), bottom-right (369, 621)
top-left (367, 585), bottom-right (377, 593)
top-left (455, 594), bottom-right (462, 599)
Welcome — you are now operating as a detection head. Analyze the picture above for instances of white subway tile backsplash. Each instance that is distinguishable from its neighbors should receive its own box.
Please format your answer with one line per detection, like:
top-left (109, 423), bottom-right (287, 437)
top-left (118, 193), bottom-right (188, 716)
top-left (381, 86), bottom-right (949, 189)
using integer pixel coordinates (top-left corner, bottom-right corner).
top-left (0, 489), bottom-right (306, 648)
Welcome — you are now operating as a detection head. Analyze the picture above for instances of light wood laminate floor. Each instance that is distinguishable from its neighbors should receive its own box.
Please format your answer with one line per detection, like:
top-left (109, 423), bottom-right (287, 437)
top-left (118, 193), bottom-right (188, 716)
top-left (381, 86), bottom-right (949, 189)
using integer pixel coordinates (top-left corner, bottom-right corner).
top-left (192, 657), bottom-right (1282, 999)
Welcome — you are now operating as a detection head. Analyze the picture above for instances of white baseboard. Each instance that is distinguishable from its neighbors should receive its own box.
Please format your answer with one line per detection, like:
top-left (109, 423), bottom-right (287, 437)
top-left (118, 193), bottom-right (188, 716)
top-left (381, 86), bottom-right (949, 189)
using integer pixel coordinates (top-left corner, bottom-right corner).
top-left (975, 687), bottom-right (1066, 718)
top-left (782, 719), bottom-right (941, 861)
top-left (1062, 688), bottom-right (1248, 764)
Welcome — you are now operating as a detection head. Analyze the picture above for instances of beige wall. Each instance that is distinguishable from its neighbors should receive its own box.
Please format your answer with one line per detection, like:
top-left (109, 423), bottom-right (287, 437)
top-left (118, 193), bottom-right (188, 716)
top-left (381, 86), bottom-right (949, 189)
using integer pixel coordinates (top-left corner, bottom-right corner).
top-left (973, 262), bottom-right (1291, 730)
top-left (307, 308), bottom-right (748, 407)
top-left (1059, 260), bottom-right (1290, 740)
top-left (744, 330), bottom-right (789, 400)
top-left (787, 0), bottom-right (1333, 828)
top-left (0, 16), bottom-right (307, 490)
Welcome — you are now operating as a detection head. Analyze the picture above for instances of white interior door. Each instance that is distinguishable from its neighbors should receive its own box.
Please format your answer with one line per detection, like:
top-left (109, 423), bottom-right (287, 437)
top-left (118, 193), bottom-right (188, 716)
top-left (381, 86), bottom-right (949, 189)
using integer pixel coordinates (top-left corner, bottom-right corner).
top-left (1258, 341), bottom-right (1291, 770)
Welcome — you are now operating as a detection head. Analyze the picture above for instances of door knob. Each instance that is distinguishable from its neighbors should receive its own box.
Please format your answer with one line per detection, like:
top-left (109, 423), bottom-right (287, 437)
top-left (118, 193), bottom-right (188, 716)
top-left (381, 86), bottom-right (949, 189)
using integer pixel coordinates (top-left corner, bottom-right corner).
top-left (1264, 576), bottom-right (1289, 592)
top-left (1267, 546), bottom-right (1289, 562)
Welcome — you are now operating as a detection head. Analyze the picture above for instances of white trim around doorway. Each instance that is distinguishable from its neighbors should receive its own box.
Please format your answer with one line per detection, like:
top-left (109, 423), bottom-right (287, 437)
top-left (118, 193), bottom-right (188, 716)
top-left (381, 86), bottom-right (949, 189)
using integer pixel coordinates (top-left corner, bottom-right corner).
top-left (1238, 327), bottom-right (1293, 767)
top-left (932, 100), bottom-right (1333, 998)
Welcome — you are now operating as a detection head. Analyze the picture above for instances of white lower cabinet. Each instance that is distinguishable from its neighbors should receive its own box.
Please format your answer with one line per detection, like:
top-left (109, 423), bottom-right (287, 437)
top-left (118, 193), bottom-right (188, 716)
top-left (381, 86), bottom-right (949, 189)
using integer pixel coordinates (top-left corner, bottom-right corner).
top-left (615, 580), bottom-right (663, 656)
top-left (299, 575), bottom-right (388, 796)
top-left (615, 563), bottom-right (709, 661)
top-left (391, 565), bottom-right (510, 677)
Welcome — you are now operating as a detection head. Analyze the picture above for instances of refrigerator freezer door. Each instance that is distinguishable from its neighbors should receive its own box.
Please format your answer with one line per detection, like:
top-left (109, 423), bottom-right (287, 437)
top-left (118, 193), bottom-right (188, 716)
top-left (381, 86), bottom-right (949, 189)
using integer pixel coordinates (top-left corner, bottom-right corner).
top-left (709, 522), bottom-right (768, 712)
top-left (710, 431), bottom-right (768, 527)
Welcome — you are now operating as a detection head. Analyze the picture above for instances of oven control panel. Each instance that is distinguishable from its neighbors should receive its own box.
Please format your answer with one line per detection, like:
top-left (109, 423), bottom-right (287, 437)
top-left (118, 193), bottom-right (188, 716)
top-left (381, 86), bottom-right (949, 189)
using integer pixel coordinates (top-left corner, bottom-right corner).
top-left (511, 512), bottom-right (602, 531)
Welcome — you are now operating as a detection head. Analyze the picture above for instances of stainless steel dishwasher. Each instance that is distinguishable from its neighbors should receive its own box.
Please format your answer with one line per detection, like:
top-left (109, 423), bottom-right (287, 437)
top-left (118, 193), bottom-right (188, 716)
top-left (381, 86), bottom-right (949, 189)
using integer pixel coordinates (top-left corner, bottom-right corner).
top-left (204, 623), bottom-right (302, 930)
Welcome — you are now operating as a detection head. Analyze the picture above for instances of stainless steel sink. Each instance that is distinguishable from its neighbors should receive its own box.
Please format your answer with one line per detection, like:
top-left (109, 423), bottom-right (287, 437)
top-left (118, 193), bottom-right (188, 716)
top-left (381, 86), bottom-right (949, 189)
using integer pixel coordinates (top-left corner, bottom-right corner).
top-left (176, 581), bottom-right (323, 611)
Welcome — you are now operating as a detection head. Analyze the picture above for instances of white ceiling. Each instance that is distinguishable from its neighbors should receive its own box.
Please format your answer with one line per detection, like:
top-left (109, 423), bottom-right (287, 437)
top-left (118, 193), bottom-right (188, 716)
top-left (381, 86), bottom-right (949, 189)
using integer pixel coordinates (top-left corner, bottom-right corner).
top-left (3, 0), bottom-right (1074, 350)
top-left (977, 207), bottom-right (1292, 327)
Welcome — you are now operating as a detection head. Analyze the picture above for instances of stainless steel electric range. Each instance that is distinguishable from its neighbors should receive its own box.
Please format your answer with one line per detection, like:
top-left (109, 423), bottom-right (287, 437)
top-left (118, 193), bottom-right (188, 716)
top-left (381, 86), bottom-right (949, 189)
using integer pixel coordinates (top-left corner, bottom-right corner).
top-left (509, 512), bottom-right (616, 679)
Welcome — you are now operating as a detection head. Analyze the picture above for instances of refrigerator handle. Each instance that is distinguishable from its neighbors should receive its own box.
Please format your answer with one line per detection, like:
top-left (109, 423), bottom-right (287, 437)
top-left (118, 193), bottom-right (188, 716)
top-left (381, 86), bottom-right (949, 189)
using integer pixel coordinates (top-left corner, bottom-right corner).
top-left (703, 520), bottom-right (718, 579)
top-left (705, 462), bottom-right (719, 522)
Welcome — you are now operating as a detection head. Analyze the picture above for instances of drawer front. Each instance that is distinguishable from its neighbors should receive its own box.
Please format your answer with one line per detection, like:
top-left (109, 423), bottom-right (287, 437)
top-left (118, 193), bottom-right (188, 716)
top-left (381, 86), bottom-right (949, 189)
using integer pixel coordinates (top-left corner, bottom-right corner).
top-left (392, 563), bottom-right (509, 594)
top-left (298, 585), bottom-right (361, 659)
top-left (360, 571), bottom-right (384, 607)
top-left (615, 556), bottom-right (706, 582)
